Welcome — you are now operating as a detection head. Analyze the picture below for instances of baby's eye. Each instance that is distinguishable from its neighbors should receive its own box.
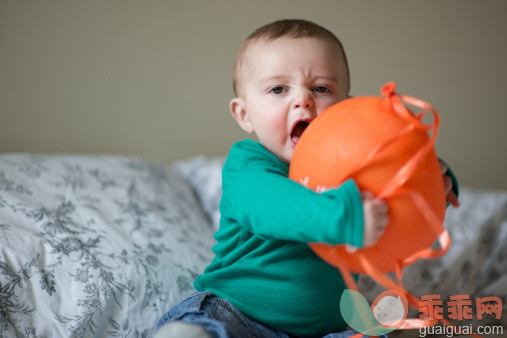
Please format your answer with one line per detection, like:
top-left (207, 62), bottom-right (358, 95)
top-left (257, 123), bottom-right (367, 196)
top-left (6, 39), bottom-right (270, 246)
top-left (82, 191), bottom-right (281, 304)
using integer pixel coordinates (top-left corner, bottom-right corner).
top-left (269, 86), bottom-right (286, 95)
top-left (314, 86), bottom-right (331, 94)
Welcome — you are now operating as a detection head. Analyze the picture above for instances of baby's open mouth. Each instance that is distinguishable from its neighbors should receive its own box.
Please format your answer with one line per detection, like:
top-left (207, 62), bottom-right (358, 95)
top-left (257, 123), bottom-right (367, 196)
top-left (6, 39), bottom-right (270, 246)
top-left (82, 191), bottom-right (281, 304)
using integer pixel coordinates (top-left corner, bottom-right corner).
top-left (290, 120), bottom-right (310, 148)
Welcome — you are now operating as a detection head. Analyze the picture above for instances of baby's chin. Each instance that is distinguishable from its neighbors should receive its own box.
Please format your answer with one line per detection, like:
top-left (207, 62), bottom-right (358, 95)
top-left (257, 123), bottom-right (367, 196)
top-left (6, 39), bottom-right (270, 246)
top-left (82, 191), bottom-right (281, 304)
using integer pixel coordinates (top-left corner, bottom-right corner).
top-left (280, 147), bottom-right (294, 165)
top-left (259, 141), bottom-right (294, 165)
top-left (271, 148), bottom-right (292, 165)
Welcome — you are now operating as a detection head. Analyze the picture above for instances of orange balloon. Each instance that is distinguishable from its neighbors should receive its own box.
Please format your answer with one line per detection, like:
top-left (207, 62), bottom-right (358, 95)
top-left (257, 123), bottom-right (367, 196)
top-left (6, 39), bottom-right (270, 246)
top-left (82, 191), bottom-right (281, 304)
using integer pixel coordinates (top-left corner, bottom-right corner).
top-left (289, 83), bottom-right (446, 274)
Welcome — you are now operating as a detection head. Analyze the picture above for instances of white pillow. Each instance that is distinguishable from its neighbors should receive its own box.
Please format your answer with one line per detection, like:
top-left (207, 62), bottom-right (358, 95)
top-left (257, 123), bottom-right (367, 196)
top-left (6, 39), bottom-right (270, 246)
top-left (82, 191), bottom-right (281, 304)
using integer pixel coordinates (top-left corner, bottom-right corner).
top-left (0, 154), bottom-right (215, 337)
top-left (174, 155), bottom-right (225, 231)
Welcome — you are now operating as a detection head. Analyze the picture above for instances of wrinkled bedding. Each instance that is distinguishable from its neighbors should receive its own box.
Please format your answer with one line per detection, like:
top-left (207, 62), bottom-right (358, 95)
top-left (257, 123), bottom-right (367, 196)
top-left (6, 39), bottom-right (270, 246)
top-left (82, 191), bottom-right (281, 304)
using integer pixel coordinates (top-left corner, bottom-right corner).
top-left (0, 155), bottom-right (215, 337)
top-left (0, 154), bottom-right (505, 337)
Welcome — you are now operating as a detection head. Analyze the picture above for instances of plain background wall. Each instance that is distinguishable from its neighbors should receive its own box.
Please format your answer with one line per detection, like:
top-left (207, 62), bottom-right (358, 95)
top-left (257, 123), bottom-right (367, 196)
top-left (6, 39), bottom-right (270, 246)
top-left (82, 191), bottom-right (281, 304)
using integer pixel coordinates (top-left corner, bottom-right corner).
top-left (1, 0), bottom-right (506, 190)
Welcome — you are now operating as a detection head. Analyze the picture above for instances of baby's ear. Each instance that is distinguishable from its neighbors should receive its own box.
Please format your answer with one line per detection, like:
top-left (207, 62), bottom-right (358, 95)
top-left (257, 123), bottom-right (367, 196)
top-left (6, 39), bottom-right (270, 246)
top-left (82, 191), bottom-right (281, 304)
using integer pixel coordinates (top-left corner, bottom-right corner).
top-left (230, 98), bottom-right (253, 134)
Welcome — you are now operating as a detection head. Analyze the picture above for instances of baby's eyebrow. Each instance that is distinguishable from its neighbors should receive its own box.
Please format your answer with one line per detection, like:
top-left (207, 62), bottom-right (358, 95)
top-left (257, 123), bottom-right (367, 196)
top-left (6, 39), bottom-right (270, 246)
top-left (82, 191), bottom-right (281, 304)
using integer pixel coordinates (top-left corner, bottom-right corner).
top-left (258, 75), bottom-right (340, 86)
top-left (311, 75), bottom-right (340, 84)
top-left (258, 76), bottom-right (289, 86)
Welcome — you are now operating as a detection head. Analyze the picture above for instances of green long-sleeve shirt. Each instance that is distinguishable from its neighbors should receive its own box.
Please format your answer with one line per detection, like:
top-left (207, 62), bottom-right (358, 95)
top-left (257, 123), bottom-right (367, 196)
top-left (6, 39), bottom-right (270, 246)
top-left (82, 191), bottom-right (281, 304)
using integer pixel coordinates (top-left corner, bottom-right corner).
top-left (194, 140), bottom-right (365, 336)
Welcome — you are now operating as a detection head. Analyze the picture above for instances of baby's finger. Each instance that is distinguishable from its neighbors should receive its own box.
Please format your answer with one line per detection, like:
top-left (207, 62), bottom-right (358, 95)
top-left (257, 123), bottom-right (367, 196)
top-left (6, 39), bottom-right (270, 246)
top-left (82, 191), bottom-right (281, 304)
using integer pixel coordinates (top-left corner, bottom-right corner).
top-left (443, 175), bottom-right (453, 194)
top-left (374, 220), bottom-right (388, 242)
top-left (371, 198), bottom-right (388, 214)
top-left (447, 190), bottom-right (460, 208)
top-left (361, 191), bottom-right (374, 200)
top-left (439, 161), bottom-right (448, 174)
top-left (377, 215), bottom-right (390, 230)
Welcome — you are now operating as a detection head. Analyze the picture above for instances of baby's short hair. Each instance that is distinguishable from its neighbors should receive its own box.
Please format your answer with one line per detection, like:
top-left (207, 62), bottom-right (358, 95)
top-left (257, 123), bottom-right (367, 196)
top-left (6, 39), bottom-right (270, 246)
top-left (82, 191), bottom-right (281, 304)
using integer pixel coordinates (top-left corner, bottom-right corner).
top-left (233, 19), bottom-right (350, 96)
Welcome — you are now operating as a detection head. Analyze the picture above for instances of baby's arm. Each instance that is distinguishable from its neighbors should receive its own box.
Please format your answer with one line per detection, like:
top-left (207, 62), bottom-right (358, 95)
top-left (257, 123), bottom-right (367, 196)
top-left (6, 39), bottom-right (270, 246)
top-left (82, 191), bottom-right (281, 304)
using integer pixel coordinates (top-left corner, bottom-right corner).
top-left (222, 141), bottom-right (364, 247)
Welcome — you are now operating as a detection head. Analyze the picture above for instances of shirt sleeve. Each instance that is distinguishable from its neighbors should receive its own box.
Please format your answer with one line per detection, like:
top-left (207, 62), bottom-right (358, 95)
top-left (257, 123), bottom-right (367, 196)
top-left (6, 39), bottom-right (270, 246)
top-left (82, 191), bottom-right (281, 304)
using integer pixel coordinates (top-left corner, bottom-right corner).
top-left (219, 140), bottom-right (364, 247)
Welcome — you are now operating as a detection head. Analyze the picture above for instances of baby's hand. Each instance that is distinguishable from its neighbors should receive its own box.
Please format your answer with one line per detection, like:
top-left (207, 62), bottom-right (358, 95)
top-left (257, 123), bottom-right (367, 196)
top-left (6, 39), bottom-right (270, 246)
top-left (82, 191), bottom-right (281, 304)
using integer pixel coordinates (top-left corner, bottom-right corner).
top-left (361, 192), bottom-right (389, 248)
top-left (440, 161), bottom-right (460, 208)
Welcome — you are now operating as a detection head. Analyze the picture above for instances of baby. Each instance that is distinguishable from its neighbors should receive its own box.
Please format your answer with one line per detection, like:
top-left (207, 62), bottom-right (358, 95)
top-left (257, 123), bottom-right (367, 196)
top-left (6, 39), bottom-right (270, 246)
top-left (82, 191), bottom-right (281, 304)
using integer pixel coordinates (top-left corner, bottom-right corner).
top-left (155, 19), bottom-right (457, 338)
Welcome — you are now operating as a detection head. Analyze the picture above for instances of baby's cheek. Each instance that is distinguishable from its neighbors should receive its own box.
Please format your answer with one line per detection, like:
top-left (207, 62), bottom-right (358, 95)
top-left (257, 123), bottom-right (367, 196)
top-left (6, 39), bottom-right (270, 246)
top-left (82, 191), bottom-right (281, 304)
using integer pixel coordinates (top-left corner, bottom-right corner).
top-left (317, 101), bottom-right (339, 115)
top-left (267, 119), bottom-right (289, 140)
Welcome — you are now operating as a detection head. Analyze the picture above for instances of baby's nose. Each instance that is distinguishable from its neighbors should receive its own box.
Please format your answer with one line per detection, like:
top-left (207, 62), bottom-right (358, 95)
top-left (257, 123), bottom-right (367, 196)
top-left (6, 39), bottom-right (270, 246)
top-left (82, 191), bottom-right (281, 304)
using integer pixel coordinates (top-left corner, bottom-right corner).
top-left (293, 90), bottom-right (313, 109)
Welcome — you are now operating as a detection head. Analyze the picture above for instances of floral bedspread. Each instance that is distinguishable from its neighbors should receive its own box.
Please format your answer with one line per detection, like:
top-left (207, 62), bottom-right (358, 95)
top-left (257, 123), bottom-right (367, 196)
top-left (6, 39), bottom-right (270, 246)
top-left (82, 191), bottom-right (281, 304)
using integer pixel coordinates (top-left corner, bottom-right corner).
top-left (0, 154), bottom-right (215, 337)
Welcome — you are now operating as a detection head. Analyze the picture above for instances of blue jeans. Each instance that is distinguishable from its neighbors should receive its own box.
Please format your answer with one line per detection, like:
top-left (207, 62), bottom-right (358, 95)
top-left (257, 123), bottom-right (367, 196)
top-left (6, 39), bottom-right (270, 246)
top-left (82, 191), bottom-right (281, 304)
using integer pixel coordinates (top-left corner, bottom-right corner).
top-left (156, 291), bottom-right (384, 338)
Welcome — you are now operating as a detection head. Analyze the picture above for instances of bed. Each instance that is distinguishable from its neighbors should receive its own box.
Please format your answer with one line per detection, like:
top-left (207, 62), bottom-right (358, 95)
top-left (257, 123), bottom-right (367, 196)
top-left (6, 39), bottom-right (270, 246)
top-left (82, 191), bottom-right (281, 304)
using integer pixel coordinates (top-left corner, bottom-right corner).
top-left (0, 154), bottom-right (505, 337)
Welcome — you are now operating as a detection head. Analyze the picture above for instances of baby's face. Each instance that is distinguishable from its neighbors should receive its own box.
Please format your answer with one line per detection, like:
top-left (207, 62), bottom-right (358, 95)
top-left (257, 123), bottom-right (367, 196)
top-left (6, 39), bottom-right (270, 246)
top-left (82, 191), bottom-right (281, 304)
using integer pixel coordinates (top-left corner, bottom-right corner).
top-left (231, 37), bottom-right (349, 164)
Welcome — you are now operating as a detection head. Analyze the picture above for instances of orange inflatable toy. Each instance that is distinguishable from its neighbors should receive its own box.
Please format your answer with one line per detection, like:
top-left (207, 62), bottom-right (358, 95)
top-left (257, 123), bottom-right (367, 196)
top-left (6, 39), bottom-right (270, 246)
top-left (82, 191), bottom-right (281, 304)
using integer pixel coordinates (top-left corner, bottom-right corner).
top-left (289, 82), bottom-right (449, 276)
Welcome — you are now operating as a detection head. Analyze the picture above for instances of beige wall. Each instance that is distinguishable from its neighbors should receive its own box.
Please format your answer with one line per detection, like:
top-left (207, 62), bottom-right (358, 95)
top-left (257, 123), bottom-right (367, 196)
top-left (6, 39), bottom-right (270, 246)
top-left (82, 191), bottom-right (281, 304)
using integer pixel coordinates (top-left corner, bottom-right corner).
top-left (1, 1), bottom-right (506, 190)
